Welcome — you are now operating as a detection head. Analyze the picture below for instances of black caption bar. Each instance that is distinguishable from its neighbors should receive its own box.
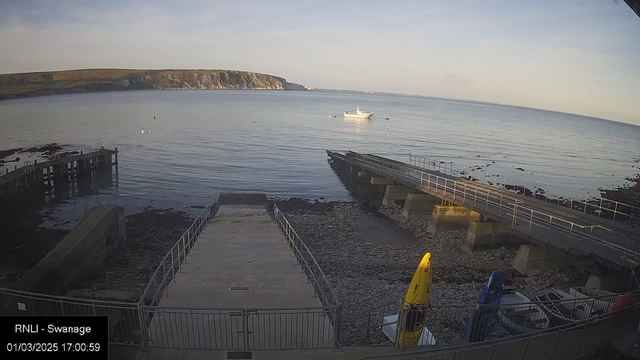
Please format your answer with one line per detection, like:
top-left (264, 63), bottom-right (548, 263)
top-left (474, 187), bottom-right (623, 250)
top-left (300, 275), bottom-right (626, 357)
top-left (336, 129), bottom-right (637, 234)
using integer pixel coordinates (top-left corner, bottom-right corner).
top-left (0, 316), bottom-right (108, 359)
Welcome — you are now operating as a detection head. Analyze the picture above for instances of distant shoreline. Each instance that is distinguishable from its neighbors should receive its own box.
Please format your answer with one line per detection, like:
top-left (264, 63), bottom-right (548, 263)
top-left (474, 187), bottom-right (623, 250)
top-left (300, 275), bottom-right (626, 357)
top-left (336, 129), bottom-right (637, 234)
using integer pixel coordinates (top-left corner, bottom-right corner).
top-left (0, 68), bottom-right (307, 101)
top-left (315, 88), bottom-right (638, 127)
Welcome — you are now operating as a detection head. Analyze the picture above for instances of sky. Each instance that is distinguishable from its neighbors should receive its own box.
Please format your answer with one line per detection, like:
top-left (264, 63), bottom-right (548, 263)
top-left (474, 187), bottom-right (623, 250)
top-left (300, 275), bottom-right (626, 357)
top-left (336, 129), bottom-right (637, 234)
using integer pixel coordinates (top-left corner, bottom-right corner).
top-left (1, 0), bottom-right (639, 124)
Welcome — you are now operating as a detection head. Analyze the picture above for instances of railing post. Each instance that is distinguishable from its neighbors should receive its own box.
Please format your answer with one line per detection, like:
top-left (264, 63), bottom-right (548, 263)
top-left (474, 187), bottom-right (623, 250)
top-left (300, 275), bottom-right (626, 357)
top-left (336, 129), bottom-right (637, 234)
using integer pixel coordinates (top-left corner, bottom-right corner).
top-left (242, 309), bottom-right (249, 351)
top-left (569, 223), bottom-right (575, 249)
top-left (485, 190), bottom-right (489, 212)
top-left (177, 240), bottom-right (182, 273)
top-left (463, 184), bottom-right (467, 204)
top-left (453, 182), bottom-right (457, 200)
top-left (137, 302), bottom-right (149, 350)
top-left (613, 202), bottom-right (618, 221)
top-left (529, 210), bottom-right (533, 233)
top-left (474, 185), bottom-right (478, 208)
top-left (499, 195), bottom-right (503, 217)
top-left (163, 261), bottom-right (169, 297)
top-left (171, 250), bottom-right (176, 282)
top-left (183, 235), bottom-right (188, 264)
top-left (598, 198), bottom-right (603, 217)
top-left (334, 306), bottom-right (342, 350)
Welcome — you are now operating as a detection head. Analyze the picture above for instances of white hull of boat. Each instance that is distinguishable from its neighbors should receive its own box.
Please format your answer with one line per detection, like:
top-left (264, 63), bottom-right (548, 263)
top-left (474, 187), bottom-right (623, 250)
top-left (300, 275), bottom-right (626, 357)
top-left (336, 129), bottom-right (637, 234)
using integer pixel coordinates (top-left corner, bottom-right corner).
top-left (499, 290), bottom-right (549, 333)
top-left (381, 314), bottom-right (436, 346)
top-left (343, 112), bottom-right (373, 119)
top-left (535, 289), bottom-right (598, 325)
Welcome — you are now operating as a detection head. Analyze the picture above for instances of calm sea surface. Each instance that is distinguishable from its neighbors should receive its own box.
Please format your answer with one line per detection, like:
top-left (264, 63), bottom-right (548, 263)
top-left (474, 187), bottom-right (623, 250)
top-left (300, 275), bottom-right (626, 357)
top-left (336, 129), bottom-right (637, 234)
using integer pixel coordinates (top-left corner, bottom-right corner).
top-left (1, 90), bottom-right (639, 225)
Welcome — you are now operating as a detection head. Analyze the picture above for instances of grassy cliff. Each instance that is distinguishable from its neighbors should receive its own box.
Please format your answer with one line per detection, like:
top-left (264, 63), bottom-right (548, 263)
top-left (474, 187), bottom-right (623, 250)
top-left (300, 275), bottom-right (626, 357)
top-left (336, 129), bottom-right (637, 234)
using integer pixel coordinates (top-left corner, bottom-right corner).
top-left (0, 69), bottom-right (305, 100)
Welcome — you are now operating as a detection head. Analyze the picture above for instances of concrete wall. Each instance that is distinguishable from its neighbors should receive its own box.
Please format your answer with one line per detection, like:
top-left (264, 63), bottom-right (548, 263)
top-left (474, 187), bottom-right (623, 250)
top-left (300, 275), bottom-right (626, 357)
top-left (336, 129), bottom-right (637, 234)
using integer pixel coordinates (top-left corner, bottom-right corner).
top-left (15, 204), bottom-right (126, 295)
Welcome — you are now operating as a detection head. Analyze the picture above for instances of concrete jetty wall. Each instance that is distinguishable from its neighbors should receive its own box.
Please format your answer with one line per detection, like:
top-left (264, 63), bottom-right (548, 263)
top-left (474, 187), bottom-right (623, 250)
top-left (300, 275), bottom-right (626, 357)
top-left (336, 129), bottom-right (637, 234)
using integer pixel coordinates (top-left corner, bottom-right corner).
top-left (15, 204), bottom-right (126, 294)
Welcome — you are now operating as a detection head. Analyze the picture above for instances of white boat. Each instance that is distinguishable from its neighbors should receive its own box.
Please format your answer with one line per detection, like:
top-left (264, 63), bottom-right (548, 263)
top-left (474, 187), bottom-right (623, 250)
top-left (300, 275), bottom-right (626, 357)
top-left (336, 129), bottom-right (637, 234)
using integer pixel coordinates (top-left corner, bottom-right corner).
top-left (381, 314), bottom-right (436, 346)
top-left (344, 106), bottom-right (374, 119)
top-left (498, 290), bottom-right (549, 334)
top-left (535, 289), bottom-right (598, 326)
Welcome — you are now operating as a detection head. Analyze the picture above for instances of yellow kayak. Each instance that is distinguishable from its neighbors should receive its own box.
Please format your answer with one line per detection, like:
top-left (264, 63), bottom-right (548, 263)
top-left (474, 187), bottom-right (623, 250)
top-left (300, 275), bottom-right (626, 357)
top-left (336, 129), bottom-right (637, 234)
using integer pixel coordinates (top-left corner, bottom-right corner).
top-left (397, 252), bottom-right (432, 346)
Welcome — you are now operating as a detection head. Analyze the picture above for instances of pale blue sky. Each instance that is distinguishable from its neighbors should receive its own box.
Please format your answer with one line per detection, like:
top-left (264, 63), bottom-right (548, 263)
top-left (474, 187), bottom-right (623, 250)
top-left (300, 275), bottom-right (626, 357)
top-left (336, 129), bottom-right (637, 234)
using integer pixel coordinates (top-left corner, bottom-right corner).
top-left (1, 0), bottom-right (639, 124)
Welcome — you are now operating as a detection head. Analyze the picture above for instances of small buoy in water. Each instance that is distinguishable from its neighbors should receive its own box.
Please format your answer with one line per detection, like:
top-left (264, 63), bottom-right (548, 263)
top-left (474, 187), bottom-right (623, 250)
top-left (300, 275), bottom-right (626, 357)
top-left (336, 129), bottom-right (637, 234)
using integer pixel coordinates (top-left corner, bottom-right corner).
top-left (153, 115), bottom-right (156, 119)
top-left (384, 117), bottom-right (389, 120)
top-left (141, 130), bottom-right (145, 134)
top-left (386, 127), bottom-right (390, 129)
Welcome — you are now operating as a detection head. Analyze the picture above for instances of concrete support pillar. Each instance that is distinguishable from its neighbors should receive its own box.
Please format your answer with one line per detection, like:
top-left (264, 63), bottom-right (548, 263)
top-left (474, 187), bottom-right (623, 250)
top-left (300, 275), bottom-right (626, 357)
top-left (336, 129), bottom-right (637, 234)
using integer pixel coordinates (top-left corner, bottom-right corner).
top-left (78, 159), bottom-right (89, 174)
top-left (427, 205), bottom-right (481, 235)
top-left (402, 193), bottom-right (440, 218)
top-left (463, 221), bottom-right (522, 252)
top-left (382, 185), bottom-right (414, 207)
top-left (358, 171), bottom-right (373, 181)
top-left (512, 244), bottom-right (589, 275)
top-left (35, 169), bottom-right (44, 184)
top-left (583, 274), bottom-right (626, 292)
top-left (370, 177), bottom-right (394, 186)
top-left (53, 164), bottom-right (69, 179)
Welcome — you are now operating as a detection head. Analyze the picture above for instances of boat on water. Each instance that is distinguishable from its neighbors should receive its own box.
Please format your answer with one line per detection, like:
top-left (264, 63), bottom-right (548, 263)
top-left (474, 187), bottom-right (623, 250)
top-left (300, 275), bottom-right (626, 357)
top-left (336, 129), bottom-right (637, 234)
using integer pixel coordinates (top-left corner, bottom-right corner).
top-left (535, 289), bottom-right (598, 326)
top-left (344, 106), bottom-right (374, 119)
top-left (498, 290), bottom-right (549, 334)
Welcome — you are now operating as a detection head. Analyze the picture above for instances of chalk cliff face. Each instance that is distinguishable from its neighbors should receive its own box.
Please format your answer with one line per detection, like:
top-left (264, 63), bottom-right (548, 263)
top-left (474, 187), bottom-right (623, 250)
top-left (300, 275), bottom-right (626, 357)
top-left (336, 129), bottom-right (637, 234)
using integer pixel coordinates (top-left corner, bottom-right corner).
top-left (0, 69), bottom-right (306, 100)
top-left (128, 70), bottom-right (289, 90)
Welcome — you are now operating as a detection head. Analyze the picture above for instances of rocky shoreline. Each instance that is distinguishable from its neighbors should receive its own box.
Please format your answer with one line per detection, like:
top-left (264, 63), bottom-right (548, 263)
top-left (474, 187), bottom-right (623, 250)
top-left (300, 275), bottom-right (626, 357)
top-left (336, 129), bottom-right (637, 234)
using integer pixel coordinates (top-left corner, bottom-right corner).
top-left (70, 208), bottom-right (193, 301)
top-left (276, 199), bottom-right (590, 346)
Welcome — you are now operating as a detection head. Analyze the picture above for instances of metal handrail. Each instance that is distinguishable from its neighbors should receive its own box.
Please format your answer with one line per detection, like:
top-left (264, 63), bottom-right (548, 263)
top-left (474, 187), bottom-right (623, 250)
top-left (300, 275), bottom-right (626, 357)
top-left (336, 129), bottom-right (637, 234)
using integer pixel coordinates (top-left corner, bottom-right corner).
top-left (363, 301), bottom-right (640, 360)
top-left (272, 204), bottom-right (342, 349)
top-left (272, 204), bottom-right (341, 309)
top-left (353, 153), bottom-right (640, 267)
top-left (138, 204), bottom-right (213, 306)
top-left (409, 154), bottom-right (640, 225)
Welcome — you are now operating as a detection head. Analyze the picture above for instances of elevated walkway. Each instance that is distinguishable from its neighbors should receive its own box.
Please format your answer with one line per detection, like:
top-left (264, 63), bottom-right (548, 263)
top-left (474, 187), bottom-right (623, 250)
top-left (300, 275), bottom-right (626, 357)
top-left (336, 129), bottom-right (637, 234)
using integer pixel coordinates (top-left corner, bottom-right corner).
top-left (327, 151), bottom-right (640, 269)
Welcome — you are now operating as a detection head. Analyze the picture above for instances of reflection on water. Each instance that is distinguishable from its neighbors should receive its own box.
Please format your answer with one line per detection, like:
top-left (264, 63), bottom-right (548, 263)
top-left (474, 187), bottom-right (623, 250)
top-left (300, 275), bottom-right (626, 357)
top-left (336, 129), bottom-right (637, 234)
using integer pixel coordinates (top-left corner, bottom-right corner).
top-left (1, 89), bottom-right (639, 218)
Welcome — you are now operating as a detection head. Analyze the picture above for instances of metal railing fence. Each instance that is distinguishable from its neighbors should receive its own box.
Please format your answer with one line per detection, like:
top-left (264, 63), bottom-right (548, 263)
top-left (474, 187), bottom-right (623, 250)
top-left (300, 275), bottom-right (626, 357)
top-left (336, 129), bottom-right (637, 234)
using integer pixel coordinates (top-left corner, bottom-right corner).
top-left (363, 290), bottom-right (634, 348)
top-left (272, 203), bottom-right (342, 347)
top-left (362, 300), bottom-right (640, 360)
top-left (139, 204), bottom-right (215, 307)
top-left (0, 287), bottom-right (142, 345)
top-left (142, 305), bottom-right (338, 350)
top-left (409, 154), bottom-right (640, 226)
